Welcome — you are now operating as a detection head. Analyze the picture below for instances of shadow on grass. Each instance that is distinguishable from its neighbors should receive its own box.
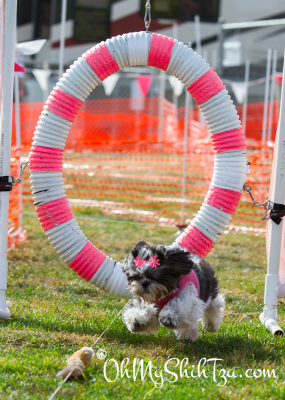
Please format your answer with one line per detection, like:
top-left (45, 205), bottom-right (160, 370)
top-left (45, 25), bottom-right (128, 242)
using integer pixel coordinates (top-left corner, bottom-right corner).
top-left (2, 314), bottom-right (282, 366)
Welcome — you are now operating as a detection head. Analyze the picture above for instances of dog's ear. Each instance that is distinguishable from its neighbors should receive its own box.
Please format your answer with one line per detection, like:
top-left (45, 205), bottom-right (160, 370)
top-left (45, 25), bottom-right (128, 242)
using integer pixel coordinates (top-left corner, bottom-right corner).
top-left (121, 255), bottom-right (129, 272)
top-left (166, 249), bottom-right (194, 276)
top-left (175, 260), bottom-right (194, 276)
top-left (131, 239), bottom-right (148, 257)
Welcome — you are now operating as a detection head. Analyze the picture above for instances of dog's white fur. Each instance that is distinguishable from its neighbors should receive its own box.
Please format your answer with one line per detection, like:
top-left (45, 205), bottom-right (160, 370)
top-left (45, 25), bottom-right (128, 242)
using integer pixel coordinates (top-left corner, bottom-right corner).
top-left (122, 242), bottom-right (225, 341)
top-left (123, 285), bottom-right (225, 341)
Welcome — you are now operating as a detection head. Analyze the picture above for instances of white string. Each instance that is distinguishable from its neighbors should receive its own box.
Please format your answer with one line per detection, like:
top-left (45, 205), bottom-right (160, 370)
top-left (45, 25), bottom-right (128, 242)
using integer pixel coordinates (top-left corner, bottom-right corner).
top-left (91, 306), bottom-right (125, 347)
top-left (48, 368), bottom-right (76, 400)
top-left (47, 303), bottom-right (129, 400)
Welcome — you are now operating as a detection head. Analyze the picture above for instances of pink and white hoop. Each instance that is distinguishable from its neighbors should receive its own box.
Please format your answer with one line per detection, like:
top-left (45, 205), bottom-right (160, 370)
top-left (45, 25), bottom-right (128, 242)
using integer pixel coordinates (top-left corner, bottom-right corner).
top-left (29, 32), bottom-right (247, 298)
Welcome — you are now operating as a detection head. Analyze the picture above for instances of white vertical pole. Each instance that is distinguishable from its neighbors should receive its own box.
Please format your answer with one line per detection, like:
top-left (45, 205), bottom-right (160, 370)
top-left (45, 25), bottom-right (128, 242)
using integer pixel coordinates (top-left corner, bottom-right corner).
top-left (242, 60), bottom-right (250, 135)
top-left (172, 21), bottom-right (178, 41)
top-left (268, 50), bottom-right (278, 142)
top-left (262, 49), bottom-right (272, 143)
top-left (259, 49), bottom-right (285, 336)
top-left (172, 23), bottom-right (178, 116)
top-left (194, 15), bottom-right (202, 55)
top-left (0, 0), bottom-right (4, 110)
top-left (212, 49), bottom-right (217, 70)
top-left (194, 15), bottom-right (204, 129)
top-left (14, 72), bottom-right (23, 229)
top-left (180, 42), bottom-right (192, 225)
top-left (158, 70), bottom-right (166, 145)
top-left (0, 0), bottom-right (18, 320)
top-left (181, 90), bottom-right (190, 225)
top-left (43, 60), bottom-right (49, 102)
top-left (58, 0), bottom-right (67, 79)
top-left (0, 0), bottom-right (4, 317)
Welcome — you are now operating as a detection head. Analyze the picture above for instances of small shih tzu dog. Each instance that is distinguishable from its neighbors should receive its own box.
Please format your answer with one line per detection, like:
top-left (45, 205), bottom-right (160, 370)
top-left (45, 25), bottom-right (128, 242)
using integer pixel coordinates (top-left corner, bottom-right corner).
top-left (122, 240), bottom-right (225, 341)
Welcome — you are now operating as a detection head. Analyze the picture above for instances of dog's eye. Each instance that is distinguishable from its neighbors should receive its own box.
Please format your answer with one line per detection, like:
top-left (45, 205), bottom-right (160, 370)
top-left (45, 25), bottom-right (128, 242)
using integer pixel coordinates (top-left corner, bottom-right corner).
top-left (128, 275), bottom-right (140, 282)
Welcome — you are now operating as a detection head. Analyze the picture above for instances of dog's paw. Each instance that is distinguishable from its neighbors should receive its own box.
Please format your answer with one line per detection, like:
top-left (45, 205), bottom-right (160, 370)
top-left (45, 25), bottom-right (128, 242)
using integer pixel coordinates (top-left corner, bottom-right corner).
top-left (159, 315), bottom-right (179, 330)
top-left (122, 313), bottom-right (147, 333)
top-left (122, 309), bottom-right (147, 332)
top-left (132, 319), bottom-right (148, 333)
top-left (175, 328), bottom-right (199, 342)
top-left (122, 298), bottom-right (160, 334)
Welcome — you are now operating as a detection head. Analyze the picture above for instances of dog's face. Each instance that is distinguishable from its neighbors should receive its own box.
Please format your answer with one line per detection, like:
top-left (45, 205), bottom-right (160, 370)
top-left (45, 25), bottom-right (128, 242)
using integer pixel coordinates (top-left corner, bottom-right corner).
top-left (122, 240), bottom-right (194, 302)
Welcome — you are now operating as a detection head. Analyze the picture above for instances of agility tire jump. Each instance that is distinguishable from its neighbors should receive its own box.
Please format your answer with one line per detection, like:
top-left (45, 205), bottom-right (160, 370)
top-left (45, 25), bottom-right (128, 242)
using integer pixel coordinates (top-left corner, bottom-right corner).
top-left (29, 32), bottom-right (247, 298)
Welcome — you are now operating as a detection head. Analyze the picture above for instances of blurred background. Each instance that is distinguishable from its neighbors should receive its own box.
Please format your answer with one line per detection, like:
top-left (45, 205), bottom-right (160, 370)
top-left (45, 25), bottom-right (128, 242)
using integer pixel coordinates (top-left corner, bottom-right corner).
top-left (16, 0), bottom-right (285, 105)
top-left (9, 0), bottom-right (285, 248)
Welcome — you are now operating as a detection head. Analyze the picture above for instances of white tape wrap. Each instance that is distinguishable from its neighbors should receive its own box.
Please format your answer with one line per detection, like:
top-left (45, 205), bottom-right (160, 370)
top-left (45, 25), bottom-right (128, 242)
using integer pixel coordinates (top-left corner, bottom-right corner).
top-left (200, 89), bottom-right (241, 134)
top-left (56, 58), bottom-right (101, 102)
top-left (33, 109), bottom-right (72, 149)
top-left (105, 34), bottom-right (130, 69)
top-left (29, 31), bottom-right (246, 298)
top-left (192, 203), bottom-right (232, 243)
top-left (89, 257), bottom-right (131, 298)
top-left (45, 219), bottom-right (87, 263)
top-left (211, 151), bottom-right (247, 192)
top-left (167, 41), bottom-right (210, 87)
top-left (127, 31), bottom-right (150, 66)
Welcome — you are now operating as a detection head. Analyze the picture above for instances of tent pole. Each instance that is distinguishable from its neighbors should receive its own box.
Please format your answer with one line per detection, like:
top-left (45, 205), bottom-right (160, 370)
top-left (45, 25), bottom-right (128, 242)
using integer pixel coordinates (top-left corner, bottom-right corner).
top-left (259, 49), bottom-right (285, 336)
top-left (0, 0), bottom-right (18, 320)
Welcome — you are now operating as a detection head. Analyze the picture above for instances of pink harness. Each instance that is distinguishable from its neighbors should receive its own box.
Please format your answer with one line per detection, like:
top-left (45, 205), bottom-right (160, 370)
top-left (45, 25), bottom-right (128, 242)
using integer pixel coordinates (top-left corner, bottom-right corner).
top-left (154, 270), bottom-right (200, 309)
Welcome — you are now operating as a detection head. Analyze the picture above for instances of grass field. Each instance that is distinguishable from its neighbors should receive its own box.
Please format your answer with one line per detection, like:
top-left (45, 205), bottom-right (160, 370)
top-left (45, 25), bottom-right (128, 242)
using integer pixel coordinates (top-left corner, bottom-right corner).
top-left (1, 202), bottom-right (285, 400)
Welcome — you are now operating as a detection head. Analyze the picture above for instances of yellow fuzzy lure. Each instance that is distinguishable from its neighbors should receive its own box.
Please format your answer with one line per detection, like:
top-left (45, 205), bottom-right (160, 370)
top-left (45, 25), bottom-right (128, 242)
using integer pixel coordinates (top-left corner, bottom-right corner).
top-left (56, 347), bottom-right (94, 379)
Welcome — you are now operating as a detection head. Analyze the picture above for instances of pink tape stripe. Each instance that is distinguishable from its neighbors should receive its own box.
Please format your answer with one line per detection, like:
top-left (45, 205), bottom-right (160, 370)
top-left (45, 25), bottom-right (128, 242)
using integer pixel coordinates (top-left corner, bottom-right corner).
top-left (29, 163), bottom-right (63, 172)
top-left (148, 33), bottom-right (176, 71)
top-left (30, 155), bottom-right (63, 163)
top-left (37, 206), bottom-right (73, 229)
top-left (187, 69), bottom-right (225, 105)
top-left (37, 204), bottom-right (69, 219)
top-left (40, 213), bottom-right (74, 231)
top-left (212, 128), bottom-right (246, 153)
top-left (45, 88), bottom-right (83, 122)
top-left (35, 197), bottom-right (69, 214)
top-left (35, 198), bottom-right (74, 231)
top-left (29, 145), bottom-right (64, 172)
top-left (29, 158), bottom-right (62, 165)
top-left (30, 145), bottom-right (64, 156)
top-left (30, 165), bottom-right (63, 172)
top-left (177, 225), bottom-right (214, 258)
top-left (82, 42), bottom-right (119, 81)
top-left (204, 186), bottom-right (241, 215)
top-left (68, 240), bottom-right (106, 281)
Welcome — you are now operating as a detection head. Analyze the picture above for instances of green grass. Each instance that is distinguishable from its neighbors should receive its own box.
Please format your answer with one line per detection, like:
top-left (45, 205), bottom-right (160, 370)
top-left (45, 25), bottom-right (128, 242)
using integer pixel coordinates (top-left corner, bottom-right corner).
top-left (1, 204), bottom-right (285, 399)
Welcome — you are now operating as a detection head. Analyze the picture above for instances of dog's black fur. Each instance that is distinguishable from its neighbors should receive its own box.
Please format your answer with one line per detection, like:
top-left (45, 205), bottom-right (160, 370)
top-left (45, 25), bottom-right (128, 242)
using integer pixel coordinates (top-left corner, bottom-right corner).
top-left (122, 239), bottom-right (219, 303)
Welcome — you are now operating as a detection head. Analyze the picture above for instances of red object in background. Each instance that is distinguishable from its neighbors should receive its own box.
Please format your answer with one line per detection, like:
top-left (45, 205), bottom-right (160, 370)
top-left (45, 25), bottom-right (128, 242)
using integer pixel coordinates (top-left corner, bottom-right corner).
top-left (14, 63), bottom-right (25, 73)
top-left (276, 73), bottom-right (282, 84)
top-left (137, 76), bottom-right (152, 97)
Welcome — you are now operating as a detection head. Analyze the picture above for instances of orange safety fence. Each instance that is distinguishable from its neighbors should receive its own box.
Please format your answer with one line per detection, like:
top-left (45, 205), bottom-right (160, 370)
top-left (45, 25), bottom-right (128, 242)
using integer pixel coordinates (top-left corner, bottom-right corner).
top-left (14, 97), bottom-right (278, 236)
top-left (12, 98), bottom-right (279, 152)
top-left (8, 147), bottom-right (25, 250)
top-left (20, 147), bottom-right (274, 234)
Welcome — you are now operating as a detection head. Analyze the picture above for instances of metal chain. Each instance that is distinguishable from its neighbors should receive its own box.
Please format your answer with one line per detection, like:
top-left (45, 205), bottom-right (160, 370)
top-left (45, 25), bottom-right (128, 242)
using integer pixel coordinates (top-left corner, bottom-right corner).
top-left (12, 161), bottom-right (29, 185)
top-left (144, 0), bottom-right (151, 32)
top-left (243, 184), bottom-right (273, 210)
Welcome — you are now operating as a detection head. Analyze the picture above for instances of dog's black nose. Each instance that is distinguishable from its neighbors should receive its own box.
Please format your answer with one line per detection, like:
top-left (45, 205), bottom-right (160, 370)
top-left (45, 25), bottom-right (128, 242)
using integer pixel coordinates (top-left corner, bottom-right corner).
top-left (141, 279), bottom-right (150, 288)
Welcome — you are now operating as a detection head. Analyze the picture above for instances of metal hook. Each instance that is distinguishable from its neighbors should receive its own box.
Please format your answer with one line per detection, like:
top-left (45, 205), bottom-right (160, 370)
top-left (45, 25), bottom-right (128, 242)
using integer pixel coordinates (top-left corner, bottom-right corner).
top-left (144, 0), bottom-right (151, 32)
